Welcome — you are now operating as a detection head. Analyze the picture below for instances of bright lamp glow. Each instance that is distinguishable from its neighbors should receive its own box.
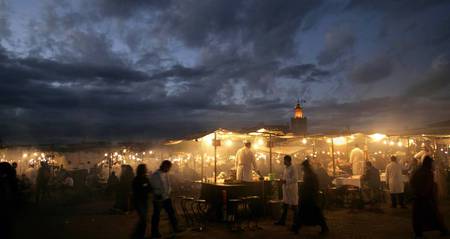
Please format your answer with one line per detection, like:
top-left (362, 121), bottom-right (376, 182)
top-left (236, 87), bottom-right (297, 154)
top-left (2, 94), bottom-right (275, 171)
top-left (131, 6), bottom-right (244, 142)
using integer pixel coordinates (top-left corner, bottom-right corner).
top-left (333, 137), bottom-right (347, 145)
top-left (256, 139), bottom-right (264, 147)
top-left (302, 138), bottom-right (307, 144)
top-left (225, 139), bottom-right (233, 147)
top-left (369, 133), bottom-right (386, 142)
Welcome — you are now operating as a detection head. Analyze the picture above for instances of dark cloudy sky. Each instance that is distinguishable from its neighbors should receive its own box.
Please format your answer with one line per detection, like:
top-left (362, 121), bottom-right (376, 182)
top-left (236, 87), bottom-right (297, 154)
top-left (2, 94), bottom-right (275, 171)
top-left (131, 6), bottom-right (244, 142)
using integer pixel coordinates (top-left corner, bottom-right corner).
top-left (1, 0), bottom-right (450, 143)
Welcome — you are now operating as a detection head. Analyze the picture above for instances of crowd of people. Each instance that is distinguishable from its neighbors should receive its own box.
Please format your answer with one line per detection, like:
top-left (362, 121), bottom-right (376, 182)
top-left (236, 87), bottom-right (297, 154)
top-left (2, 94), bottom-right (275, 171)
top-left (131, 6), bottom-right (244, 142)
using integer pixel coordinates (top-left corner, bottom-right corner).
top-left (233, 140), bottom-right (448, 238)
top-left (1, 140), bottom-right (449, 239)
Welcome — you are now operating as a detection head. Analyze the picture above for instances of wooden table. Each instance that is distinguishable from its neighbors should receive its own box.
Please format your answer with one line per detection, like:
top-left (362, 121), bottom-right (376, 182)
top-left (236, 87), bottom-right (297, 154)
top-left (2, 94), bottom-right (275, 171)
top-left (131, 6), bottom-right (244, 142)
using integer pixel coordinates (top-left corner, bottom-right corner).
top-left (200, 181), bottom-right (273, 220)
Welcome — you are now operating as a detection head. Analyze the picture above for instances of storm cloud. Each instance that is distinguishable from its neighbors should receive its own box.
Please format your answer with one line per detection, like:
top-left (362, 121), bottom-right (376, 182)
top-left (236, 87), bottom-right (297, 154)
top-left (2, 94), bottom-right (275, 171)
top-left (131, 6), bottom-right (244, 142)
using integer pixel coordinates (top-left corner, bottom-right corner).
top-left (0, 0), bottom-right (449, 143)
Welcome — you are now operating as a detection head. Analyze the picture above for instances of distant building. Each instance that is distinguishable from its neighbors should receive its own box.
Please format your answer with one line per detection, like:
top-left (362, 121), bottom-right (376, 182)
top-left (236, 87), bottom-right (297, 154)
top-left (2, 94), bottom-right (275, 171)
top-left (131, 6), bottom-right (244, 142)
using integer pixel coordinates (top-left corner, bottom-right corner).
top-left (290, 101), bottom-right (307, 135)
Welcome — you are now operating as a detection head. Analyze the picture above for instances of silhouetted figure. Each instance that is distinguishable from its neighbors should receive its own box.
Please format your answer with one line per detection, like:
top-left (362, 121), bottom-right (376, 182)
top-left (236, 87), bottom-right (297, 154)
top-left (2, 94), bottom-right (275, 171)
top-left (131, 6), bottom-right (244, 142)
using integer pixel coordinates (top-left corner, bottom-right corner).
top-left (361, 161), bottom-right (381, 210)
top-left (411, 156), bottom-right (448, 238)
top-left (408, 158), bottom-right (419, 177)
top-left (11, 162), bottom-right (18, 177)
top-left (131, 164), bottom-right (152, 239)
top-left (315, 163), bottom-right (331, 192)
top-left (0, 162), bottom-right (18, 239)
top-left (36, 162), bottom-right (51, 204)
top-left (275, 155), bottom-right (298, 227)
top-left (150, 160), bottom-right (181, 238)
top-left (386, 156), bottom-right (406, 208)
top-left (292, 160), bottom-right (328, 234)
top-left (107, 171), bottom-right (119, 197)
top-left (114, 165), bottom-right (134, 212)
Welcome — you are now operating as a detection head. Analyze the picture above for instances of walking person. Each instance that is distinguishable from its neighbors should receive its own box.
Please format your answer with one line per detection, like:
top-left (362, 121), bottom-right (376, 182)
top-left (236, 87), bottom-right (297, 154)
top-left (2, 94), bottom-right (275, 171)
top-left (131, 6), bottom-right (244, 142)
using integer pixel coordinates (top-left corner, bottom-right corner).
top-left (36, 161), bottom-right (50, 204)
top-left (411, 156), bottom-right (448, 238)
top-left (149, 160), bottom-right (182, 238)
top-left (292, 160), bottom-right (329, 234)
top-left (131, 164), bottom-right (152, 239)
top-left (274, 155), bottom-right (298, 227)
top-left (385, 156), bottom-right (406, 208)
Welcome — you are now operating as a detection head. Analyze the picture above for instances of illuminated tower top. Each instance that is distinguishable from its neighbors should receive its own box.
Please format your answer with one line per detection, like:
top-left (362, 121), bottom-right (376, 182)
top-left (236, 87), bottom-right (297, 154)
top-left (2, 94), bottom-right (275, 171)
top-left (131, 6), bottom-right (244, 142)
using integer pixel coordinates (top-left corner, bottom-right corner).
top-left (294, 101), bottom-right (303, 119)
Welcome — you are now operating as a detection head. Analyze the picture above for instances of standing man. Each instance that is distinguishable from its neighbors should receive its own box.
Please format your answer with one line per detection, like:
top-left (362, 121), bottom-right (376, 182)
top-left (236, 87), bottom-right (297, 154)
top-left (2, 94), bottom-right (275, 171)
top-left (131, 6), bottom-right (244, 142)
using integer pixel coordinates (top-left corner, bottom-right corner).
top-left (385, 156), bottom-right (406, 208)
top-left (149, 160), bottom-right (181, 238)
top-left (411, 156), bottom-right (448, 238)
top-left (36, 161), bottom-right (50, 204)
top-left (235, 140), bottom-right (260, 182)
top-left (132, 164), bottom-right (152, 239)
top-left (275, 155), bottom-right (298, 226)
top-left (350, 144), bottom-right (365, 175)
top-left (361, 161), bottom-right (381, 210)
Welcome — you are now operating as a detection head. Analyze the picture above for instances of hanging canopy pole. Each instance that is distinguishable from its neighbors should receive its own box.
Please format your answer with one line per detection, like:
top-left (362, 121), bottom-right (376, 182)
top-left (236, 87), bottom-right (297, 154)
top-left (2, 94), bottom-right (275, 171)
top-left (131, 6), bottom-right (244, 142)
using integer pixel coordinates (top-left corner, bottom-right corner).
top-left (331, 138), bottom-right (336, 178)
top-left (201, 153), bottom-right (204, 182)
top-left (312, 138), bottom-right (316, 159)
top-left (407, 137), bottom-right (411, 158)
top-left (364, 135), bottom-right (368, 161)
top-left (269, 134), bottom-right (273, 175)
top-left (108, 154), bottom-right (112, 177)
top-left (214, 131), bottom-right (217, 184)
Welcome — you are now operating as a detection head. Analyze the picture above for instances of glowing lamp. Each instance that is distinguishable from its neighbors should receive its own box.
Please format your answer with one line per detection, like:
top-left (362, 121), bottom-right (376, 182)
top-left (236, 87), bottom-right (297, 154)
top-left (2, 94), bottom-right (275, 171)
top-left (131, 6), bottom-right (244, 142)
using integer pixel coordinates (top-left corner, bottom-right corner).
top-left (302, 138), bottom-right (307, 144)
top-left (369, 133), bottom-right (386, 142)
top-left (225, 139), bottom-right (233, 147)
top-left (333, 137), bottom-right (346, 146)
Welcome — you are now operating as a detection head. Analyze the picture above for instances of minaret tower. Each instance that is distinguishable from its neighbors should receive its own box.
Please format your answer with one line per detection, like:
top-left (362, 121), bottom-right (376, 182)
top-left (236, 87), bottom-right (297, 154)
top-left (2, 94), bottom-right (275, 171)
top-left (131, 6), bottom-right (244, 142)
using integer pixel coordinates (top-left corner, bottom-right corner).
top-left (290, 99), bottom-right (307, 135)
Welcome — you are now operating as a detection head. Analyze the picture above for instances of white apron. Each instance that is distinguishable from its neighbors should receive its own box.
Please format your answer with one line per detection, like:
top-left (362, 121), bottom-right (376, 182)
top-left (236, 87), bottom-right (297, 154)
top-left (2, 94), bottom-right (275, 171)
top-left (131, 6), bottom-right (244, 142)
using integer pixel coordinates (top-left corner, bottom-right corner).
top-left (282, 165), bottom-right (299, 206)
top-left (235, 147), bottom-right (256, 182)
top-left (385, 162), bottom-right (404, 194)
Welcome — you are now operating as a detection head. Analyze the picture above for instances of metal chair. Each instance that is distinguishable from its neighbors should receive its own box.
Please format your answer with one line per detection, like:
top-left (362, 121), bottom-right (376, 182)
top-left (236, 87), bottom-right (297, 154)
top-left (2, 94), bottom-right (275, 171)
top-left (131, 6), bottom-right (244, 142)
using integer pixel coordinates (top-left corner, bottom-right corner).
top-left (227, 198), bottom-right (244, 232)
top-left (241, 196), bottom-right (262, 230)
top-left (192, 199), bottom-right (208, 231)
top-left (181, 196), bottom-right (195, 226)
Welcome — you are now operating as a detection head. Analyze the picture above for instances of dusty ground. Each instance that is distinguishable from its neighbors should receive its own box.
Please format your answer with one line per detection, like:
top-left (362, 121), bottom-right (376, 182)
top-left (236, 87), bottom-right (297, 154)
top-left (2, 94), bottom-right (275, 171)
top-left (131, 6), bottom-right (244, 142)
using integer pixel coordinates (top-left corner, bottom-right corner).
top-left (13, 199), bottom-right (450, 239)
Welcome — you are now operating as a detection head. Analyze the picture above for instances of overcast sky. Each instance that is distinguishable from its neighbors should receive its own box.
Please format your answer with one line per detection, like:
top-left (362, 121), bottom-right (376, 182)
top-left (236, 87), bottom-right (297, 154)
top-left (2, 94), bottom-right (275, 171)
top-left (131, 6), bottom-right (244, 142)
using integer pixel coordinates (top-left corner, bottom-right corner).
top-left (0, 0), bottom-right (449, 143)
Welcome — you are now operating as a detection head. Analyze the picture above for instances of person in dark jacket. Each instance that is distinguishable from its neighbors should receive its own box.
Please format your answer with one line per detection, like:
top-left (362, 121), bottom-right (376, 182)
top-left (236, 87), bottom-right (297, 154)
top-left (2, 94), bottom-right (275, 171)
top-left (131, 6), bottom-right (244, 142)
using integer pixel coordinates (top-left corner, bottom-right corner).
top-left (292, 160), bottom-right (329, 234)
top-left (114, 165), bottom-right (134, 212)
top-left (106, 171), bottom-right (119, 197)
top-left (0, 162), bottom-right (18, 239)
top-left (131, 164), bottom-right (152, 239)
top-left (411, 156), bottom-right (448, 238)
top-left (315, 163), bottom-right (331, 192)
top-left (36, 161), bottom-right (50, 204)
top-left (361, 161), bottom-right (381, 210)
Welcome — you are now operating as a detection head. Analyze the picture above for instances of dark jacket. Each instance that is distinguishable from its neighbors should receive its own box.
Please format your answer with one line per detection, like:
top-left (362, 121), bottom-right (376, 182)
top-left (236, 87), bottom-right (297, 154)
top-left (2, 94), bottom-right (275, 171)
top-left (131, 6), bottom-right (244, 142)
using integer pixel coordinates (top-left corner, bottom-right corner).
top-left (132, 176), bottom-right (151, 203)
top-left (362, 166), bottom-right (381, 189)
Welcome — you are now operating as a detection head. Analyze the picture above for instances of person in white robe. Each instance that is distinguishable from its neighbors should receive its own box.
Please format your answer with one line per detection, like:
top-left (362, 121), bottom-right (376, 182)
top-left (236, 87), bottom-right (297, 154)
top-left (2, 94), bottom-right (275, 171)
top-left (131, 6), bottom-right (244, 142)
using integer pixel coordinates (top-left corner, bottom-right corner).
top-left (350, 145), bottom-right (365, 175)
top-left (385, 156), bottom-right (406, 208)
top-left (235, 141), bottom-right (260, 182)
top-left (275, 155), bottom-right (299, 226)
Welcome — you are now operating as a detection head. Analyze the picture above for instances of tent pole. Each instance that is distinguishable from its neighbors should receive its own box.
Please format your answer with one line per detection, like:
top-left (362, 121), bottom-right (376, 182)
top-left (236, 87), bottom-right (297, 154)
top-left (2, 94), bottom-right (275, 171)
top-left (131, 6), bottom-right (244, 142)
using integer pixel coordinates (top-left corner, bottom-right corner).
top-left (312, 138), bottom-right (316, 159)
top-left (331, 138), bottom-right (336, 178)
top-left (269, 134), bottom-right (272, 175)
top-left (407, 137), bottom-right (410, 158)
top-left (201, 153), bottom-right (204, 182)
top-left (214, 132), bottom-right (217, 184)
